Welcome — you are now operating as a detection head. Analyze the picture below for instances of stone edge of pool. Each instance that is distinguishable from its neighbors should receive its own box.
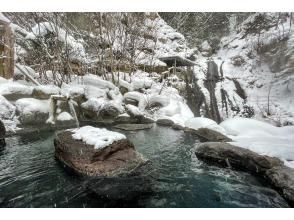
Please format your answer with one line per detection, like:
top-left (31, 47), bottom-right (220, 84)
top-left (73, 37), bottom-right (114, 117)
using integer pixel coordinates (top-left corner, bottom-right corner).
top-left (195, 142), bottom-right (294, 207)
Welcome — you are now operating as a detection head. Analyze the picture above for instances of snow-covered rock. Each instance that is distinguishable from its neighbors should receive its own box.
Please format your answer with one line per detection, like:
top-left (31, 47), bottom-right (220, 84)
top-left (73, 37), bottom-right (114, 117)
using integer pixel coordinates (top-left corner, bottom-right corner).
top-left (71, 126), bottom-right (126, 149)
top-left (54, 126), bottom-right (148, 177)
top-left (185, 117), bottom-right (226, 134)
top-left (32, 85), bottom-right (60, 99)
top-left (124, 91), bottom-right (147, 111)
top-left (0, 95), bottom-right (16, 120)
top-left (56, 112), bottom-right (73, 121)
top-left (0, 82), bottom-right (33, 101)
top-left (81, 98), bottom-right (123, 120)
top-left (15, 98), bottom-right (50, 124)
top-left (220, 118), bottom-right (294, 165)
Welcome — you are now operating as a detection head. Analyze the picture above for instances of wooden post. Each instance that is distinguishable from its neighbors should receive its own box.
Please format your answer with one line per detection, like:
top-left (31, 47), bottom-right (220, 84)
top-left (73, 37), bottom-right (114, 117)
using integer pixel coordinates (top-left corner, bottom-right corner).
top-left (0, 21), bottom-right (14, 79)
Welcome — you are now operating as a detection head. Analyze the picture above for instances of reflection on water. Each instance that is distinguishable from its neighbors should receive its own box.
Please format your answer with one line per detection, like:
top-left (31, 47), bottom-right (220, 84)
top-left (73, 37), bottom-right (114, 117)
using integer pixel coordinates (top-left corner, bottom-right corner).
top-left (0, 125), bottom-right (289, 207)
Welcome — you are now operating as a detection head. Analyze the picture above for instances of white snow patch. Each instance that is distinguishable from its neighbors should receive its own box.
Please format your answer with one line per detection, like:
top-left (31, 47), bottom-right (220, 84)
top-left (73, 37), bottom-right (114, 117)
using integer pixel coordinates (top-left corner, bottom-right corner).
top-left (57, 112), bottom-right (73, 121)
top-left (15, 98), bottom-right (50, 115)
top-left (71, 126), bottom-right (126, 149)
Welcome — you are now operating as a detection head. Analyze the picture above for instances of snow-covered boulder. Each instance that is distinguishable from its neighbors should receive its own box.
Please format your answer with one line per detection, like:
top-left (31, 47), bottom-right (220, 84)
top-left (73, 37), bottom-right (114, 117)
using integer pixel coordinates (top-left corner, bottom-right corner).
top-left (32, 85), bottom-right (60, 99)
top-left (54, 126), bottom-right (148, 177)
top-left (156, 117), bottom-right (175, 126)
top-left (61, 84), bottom-right (85, 103)
top-left (185, 117), bottom-right (226, 134)
top-left (81, 98), bottom-right (123, 121)
top-left (15, 98), bottom-right (50, 125)
top-left (124, 91), bottom-right (147, 111)
top-left (125, 104), bottom-right (154, 124)
top-left (0, 95), bottom-right (16, 120)
top-left (185, 117), bottom-right (231, 142)
top-left (114, 113), bottom-right (137, 124)
top-left (220, 118), bottom-right (294, 163)
top-left (0, 82), bottom-right (33, 101)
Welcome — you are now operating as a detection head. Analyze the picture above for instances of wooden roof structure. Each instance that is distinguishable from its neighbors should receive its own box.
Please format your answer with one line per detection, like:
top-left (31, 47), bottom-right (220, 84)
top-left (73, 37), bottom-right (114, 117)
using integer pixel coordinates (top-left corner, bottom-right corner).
top-left (159, 56), bottom-right (196, 67)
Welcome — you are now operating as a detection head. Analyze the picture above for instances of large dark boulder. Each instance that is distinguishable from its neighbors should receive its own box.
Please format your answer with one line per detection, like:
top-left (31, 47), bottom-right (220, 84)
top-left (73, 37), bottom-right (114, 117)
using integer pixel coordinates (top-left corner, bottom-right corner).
top-left (0, 120), bottom-right (6, 147)
top-left (114, 123), bottom-right (153, 131)
top-left (156, 118), bottom-right (175, 127)
top-left (266, 166), bottom-right (294, 207)
top-left (185, 128), bottom-right (232, 142)
top-left (54, 130), bottom-right (148, 177)
top-left (195, 142), bottom-right (282, 174)
top-left (195, 142), bottom-right (294, 206)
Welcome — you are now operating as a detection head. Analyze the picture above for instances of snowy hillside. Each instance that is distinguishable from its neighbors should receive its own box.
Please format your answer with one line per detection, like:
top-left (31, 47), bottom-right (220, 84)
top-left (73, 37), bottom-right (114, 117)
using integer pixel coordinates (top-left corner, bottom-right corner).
top-left (193, 13), bottom-right (294, 126)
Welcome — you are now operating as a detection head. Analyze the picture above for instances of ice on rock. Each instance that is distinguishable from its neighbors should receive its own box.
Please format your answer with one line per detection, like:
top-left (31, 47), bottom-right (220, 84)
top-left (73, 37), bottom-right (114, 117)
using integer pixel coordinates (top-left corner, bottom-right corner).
top-left (71, 126), bottom-right (126, 149)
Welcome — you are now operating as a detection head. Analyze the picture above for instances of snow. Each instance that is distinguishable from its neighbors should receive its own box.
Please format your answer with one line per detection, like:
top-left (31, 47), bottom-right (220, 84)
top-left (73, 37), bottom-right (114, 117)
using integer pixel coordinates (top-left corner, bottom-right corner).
top-left (124, 91), bottom-right (147, 111)
top-left (61, 84), bottom-right (85, 98)
top-left (82, 74), bottom-right (116, 90)
top-left (84, 86), bottom-right (107, 99)
top-left (33, 85), bottom-right (60, 96)
top-left (220, 118), bottom-right (294, 167)
top-left (71, 126), bottom-right (126, 149)
top-left (185, 117), bottom-right (226, 134)
top-left (0, 82), bottom-right (33, 97)
top-left (0, 95), bottom-right (15, 119)
top-left (57, 112), bottom-right (73, 121)
top-left (0, 12), bottom-right (10, 23)
top-left (126, 104), bottom-right (144, 117)
top-left (81, 98), bottom-right (105, 112)
top-left (15, 98), bottom-right (50, 115)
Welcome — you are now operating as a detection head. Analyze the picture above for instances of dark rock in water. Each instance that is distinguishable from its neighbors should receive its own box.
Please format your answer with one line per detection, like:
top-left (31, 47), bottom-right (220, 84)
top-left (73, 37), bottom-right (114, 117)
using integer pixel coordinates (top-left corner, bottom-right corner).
top-left (172, 123), bottom-right (184, 130)
top-left (195, 142), bottom-right (282, 174)
top-left (87, 170), bottom-right (153, 202)
top-left (266, 166), bottom-right (294, 207)
top-left (54, 130), bottom-right (148, 177)
top-left (185, 127), bottom-right (232, 142)
top-left (195, 142), bottom-right (294, 206)
top-left (139, 116), bottom-right (155, 124)
top-left (114, 123), bottom-right (153, 131)
top-left (156, 118), bottom-right (174, 126)
top-left (114, 114), bottom-right (137, 124)
top-left (0, 120), bottom-right (6, 147)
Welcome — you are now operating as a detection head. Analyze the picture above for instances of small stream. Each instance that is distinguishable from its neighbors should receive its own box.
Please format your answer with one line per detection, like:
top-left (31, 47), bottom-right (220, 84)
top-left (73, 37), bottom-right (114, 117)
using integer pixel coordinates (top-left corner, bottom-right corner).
top-left (0, 125), bottom-right (289, 207)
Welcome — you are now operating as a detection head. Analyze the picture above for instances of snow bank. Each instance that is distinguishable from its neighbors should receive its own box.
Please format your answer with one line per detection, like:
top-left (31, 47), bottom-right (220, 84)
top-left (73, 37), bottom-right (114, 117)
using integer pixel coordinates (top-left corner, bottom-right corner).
top-left (220, 118), bottom-right (294, 166)
top-left (220, 118), bottom-right (278, 136)
top-left (0, 82), bottom-right (33, 98)
top-left (185, 117), bottom-right (226, 134)
top-left (71, 126), bottom-right (126, 149)
top-left (15, 98), bottom-right (50, 115)
top-left (83, 74), bottom-right (116, 90)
